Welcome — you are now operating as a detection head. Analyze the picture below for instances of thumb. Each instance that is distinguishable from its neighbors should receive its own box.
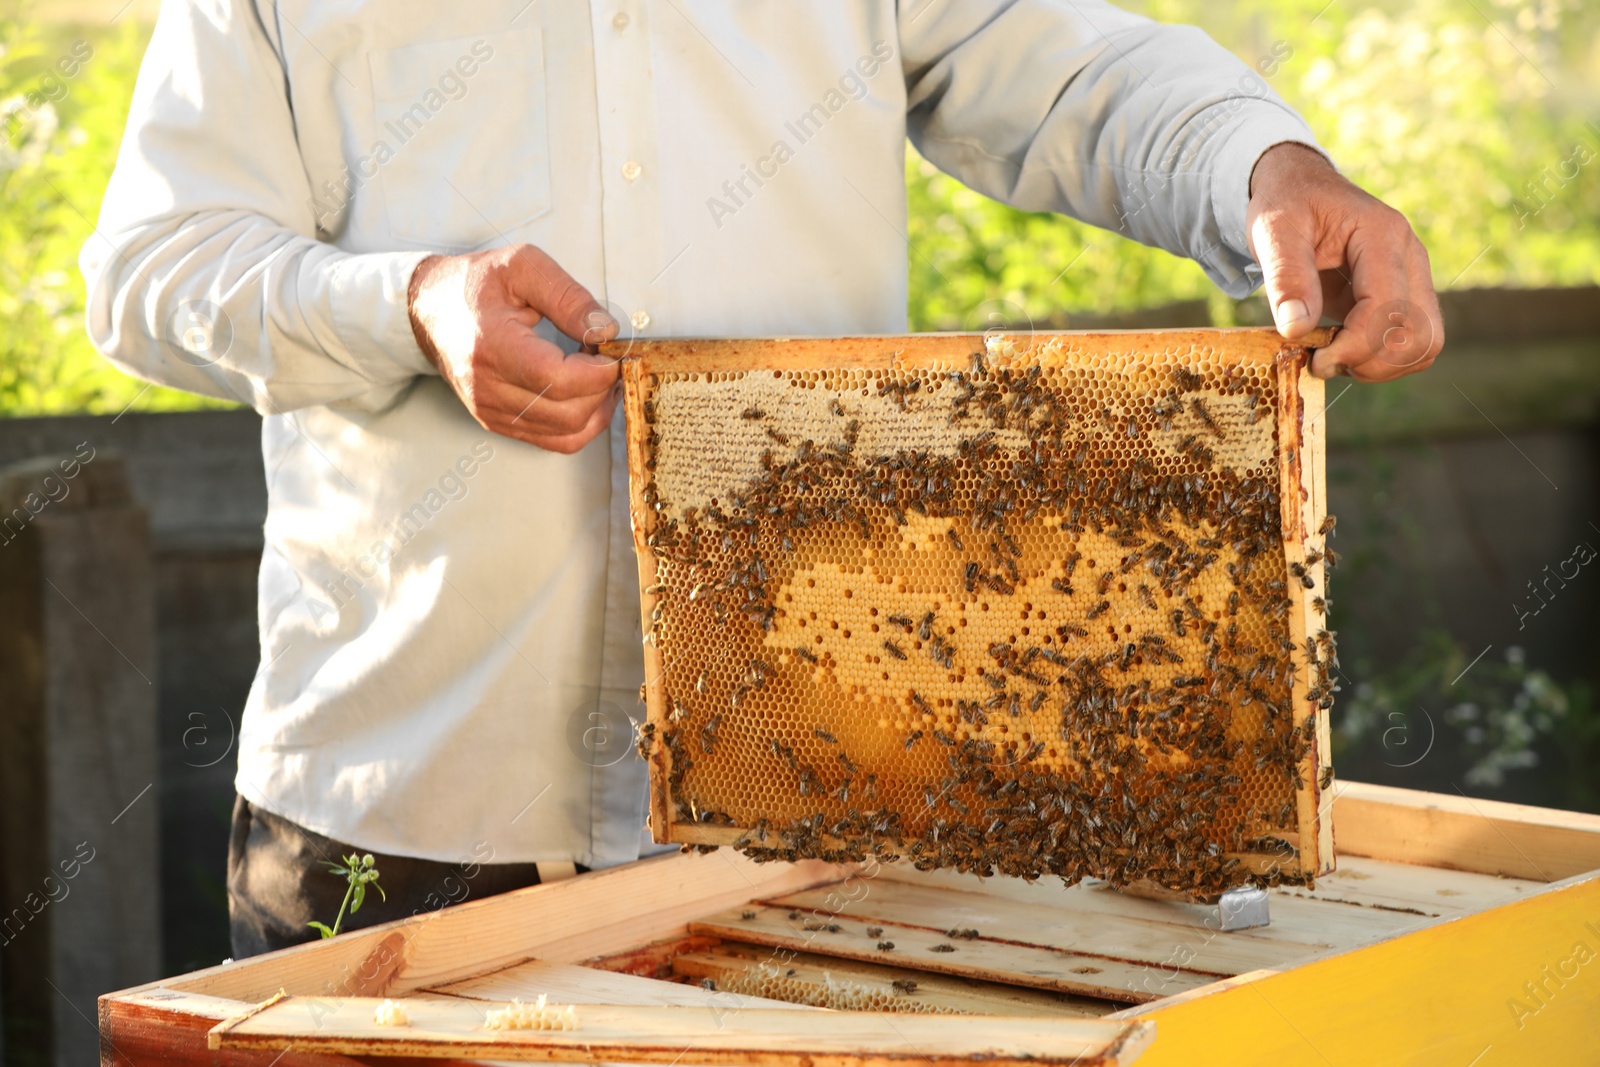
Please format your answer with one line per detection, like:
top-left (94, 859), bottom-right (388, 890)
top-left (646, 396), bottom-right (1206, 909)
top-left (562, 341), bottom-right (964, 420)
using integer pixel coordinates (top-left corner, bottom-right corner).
top-left (1250, 208), bottom-right (1323, 339)
top-left (505, 245), bottom-right (619, 348)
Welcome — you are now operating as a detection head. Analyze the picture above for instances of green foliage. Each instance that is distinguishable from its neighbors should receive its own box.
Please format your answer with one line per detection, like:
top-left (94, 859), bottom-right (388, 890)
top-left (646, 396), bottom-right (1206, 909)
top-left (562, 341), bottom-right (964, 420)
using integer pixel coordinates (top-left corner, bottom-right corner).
top-left (907, 0), bottom-right (1600, 330)
top-left (1, 13), bottom-right (222, 416)
top-left (905, 152), bottom-right (1216, 333)
top-left (1334, 635), bottom-right (1573, 789)
top-left (4, 1), bottom-right (1598, 408)
top-left (308, 852), bottom-right (385, 939)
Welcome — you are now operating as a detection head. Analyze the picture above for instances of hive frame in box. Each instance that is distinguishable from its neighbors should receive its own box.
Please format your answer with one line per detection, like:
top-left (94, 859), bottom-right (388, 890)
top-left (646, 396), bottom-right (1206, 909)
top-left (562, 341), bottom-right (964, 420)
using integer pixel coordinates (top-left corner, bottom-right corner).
top-left (98, 783), bottom-right (1600, 1066)
top-left (611, 329), bottom-right (1335, 889)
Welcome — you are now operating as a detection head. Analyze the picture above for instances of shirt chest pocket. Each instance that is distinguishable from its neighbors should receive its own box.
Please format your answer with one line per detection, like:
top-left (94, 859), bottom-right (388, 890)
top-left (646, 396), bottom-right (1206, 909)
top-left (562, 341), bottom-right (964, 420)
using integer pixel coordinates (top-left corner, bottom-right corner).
top-left (367, 27), bottom-right (551, 249)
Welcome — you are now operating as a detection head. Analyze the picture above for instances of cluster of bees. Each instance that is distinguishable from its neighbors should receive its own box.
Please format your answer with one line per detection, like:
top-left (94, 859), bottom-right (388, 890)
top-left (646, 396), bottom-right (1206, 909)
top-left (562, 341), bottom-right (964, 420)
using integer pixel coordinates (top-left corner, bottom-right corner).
top-left (634, 347), bottom-right (1334, 893)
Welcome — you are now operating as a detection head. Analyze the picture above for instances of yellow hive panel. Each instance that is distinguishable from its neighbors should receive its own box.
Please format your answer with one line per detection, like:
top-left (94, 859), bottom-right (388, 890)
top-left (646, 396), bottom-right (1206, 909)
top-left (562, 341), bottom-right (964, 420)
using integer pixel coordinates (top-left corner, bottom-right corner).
top-left (614, 330), bottom-right (1335, 893)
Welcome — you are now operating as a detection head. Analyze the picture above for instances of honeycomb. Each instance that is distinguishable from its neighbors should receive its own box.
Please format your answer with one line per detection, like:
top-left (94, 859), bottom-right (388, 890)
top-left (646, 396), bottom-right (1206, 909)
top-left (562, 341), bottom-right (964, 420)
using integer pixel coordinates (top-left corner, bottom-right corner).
top-left (619, 331), bottom-right (1334, 893)
top-left (688, 958), bottom-right (957, 1015)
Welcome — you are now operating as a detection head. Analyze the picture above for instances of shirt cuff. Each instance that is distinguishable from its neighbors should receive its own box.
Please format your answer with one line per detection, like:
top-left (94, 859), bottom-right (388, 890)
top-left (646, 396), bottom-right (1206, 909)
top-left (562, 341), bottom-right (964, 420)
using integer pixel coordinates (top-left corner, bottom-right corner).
top-left (325, 249), bottom-right (438, 381)
top-left (1206, 107), bottom-right (1332, 297)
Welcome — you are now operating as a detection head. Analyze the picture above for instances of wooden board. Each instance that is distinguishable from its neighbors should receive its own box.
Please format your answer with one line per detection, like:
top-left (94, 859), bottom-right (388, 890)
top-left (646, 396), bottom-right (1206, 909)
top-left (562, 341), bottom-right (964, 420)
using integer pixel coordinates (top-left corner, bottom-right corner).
top-left (872, 851), bottom-right (1540, 939)
top-left (208, 996), bottom-right (1156, 1066)
top-left (613, 329), bottom-right (1336, 891)
top-left (98, 785), bottom-right (1600, 1067)
top-left (144, 851), bottom-right (845, 1005)
top-left (681, 850), bottom-right (1534, 1008)
top-left (1331, 778), bottom-right (1600, 880)
top-left (429, 958), bottom-right (804, 1009)
top-left (688, 903), bottom-right (1213, 1004)
top-left (671, 942), bottom-right (1114, 1017)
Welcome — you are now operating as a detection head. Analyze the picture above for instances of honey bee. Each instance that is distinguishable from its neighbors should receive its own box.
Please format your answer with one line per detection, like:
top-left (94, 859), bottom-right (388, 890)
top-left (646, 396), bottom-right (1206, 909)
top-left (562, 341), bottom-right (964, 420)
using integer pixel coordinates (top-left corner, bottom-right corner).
top-left (904, 730), bottom-right (924, 750)
top-left (883, 639), bottom-right (908, 661)
top-left (814, 728), bottom-right (838, 744)
top-left (700, 714), bottom-right (722, 753)
top-left (1087, 600), bottom-right (1110, 620)
top-left (741, 406), bottom-right (764, 420)
top-left (1318, 515), bottom-right (1337, 537)
top-left (1190, 397), bottom-right (1222, 438)
top-left (878, 941), bottom-right (896, 951)
top-left (892, 978), bottom-right (918, 993)
top-left (930, 943), bottom-right (957, 953)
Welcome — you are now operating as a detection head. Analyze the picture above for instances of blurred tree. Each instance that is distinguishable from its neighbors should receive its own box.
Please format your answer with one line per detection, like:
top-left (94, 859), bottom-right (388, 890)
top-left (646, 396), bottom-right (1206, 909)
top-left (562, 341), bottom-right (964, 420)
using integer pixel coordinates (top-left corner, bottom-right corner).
top-left (908, 0), bottom-right (1600, 329)
top-left (1, 13), bottom-right (213, 415)
top-left (1, 0), bottom-right (1597, 407)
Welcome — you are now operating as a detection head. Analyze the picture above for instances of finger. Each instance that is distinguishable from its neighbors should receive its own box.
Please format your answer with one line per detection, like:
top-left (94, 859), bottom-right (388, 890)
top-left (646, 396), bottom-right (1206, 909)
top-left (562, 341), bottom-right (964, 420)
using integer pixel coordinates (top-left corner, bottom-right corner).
top-left (504, 244), bottom-right (620, 348)
top-left (483, 382), bottom-right (616, 439)
top-left (522, 384), bottom-right (622, 455)
top-left (486, 326), bottom-right (621, 402)
top-left (1340, 245), bottom-right (1444, 381)
top-left (1319, 268), bottom-right (1355, 323)
top-left (1309, 222), bottom-right (1415, 380)
top-left (1249, 201), bottom-right (1325, 339)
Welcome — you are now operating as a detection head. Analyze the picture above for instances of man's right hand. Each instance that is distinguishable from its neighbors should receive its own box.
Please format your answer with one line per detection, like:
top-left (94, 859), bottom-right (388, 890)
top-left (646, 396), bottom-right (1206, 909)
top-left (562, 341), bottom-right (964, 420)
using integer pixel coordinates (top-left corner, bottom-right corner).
top-left (407, 245), bottom-right (621, 454)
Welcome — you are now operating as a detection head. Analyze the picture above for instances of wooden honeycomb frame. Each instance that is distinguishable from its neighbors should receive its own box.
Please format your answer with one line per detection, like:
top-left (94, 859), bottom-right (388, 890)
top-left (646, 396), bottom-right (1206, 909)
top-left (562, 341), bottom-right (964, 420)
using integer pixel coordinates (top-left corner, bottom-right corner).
top-left (614, 329), bottom-right (1334, 891)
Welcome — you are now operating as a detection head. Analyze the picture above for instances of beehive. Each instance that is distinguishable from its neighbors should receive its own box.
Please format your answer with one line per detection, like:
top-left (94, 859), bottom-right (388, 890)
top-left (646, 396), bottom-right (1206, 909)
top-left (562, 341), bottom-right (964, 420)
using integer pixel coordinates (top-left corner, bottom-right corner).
top-left (614, 329), bottom-right (1335, 893)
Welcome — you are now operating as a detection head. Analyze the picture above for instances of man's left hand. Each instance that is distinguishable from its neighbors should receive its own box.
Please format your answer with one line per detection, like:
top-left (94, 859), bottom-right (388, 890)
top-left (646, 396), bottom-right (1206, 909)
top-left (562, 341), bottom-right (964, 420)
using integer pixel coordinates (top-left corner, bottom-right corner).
top-left (1246, 142), bottom-right (1444, 382)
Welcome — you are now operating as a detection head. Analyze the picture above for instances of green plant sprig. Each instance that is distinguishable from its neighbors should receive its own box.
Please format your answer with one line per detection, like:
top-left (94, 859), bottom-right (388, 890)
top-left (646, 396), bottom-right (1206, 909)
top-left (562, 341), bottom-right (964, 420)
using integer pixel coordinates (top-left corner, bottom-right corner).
top-left (308, 852), bottom-right (386, 939)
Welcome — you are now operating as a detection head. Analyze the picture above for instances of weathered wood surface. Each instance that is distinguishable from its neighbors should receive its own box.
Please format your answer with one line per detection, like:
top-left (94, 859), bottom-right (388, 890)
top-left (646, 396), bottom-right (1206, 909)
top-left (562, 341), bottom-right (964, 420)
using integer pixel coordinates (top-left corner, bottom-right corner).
top-left (1330, 778), bottom-right (1600, 880)
top-left (670, 943), bottom-right (1114, 1017)
top-left (430, 959), bottom-right (802, 1010)
top-left (688, 902), bottom-right (1208, 1005)
top-left (99, 784), bottom-right (1600, 1066)
top-left (602, 328), bottom-right (1336, 370)
top-left (155, 853), bottom-right (844, 1005)
top-left (1, 453), bottom-right (163, 1067)
top-left (207, 997), bottom-right (1155, 1066)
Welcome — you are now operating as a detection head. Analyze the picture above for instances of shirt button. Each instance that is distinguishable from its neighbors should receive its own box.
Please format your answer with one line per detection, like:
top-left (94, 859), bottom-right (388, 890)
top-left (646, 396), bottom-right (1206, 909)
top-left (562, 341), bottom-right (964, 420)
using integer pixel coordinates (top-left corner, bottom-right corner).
top-left (630, 310), bottom-right (651, 331)
top-left (612, 12), bottom-right (629, 30)
top-left (622, 160), bottom-right (642, 181)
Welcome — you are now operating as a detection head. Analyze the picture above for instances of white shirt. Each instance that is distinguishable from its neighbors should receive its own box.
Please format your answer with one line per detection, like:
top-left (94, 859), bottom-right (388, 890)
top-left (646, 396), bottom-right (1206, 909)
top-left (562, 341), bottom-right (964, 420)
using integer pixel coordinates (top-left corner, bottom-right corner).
top-left (82, 0), bottom-right (1322, 866)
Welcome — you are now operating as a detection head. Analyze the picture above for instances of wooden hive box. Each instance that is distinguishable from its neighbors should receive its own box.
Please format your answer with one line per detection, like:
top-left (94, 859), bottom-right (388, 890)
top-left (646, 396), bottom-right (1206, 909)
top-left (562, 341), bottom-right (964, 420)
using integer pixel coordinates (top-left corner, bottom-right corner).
top-left (101, 783), bottom-right (1600, 1065)
top-left (614, 329), bottom-right (1334, 892)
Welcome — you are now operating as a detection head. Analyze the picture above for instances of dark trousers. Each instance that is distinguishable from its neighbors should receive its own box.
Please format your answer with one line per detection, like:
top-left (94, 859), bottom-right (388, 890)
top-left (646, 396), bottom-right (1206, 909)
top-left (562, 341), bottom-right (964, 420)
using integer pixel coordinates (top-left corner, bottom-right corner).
top-left (226, 795), bottom-right (585, 958)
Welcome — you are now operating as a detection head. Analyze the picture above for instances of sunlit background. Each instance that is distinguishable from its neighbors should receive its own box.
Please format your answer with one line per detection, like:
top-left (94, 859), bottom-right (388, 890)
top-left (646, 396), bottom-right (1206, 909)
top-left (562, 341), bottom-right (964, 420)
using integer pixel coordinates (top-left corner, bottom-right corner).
top-left (2, 0), bottom-right (1598, 1013)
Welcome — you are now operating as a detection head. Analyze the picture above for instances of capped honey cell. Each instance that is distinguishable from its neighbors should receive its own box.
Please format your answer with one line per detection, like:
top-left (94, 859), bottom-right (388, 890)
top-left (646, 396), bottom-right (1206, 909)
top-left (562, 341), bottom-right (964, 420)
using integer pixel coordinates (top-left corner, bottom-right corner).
top-left (618, 330), bottom-right (1335, 894)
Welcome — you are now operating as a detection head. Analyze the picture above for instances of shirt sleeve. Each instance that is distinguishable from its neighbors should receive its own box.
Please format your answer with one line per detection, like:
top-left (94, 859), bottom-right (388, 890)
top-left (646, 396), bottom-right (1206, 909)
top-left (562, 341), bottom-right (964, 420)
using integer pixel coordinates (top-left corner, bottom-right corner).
top-left (898, 0), bottom-right (1330, 298)
top-left (79, 1), bottom-right (436, 415)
